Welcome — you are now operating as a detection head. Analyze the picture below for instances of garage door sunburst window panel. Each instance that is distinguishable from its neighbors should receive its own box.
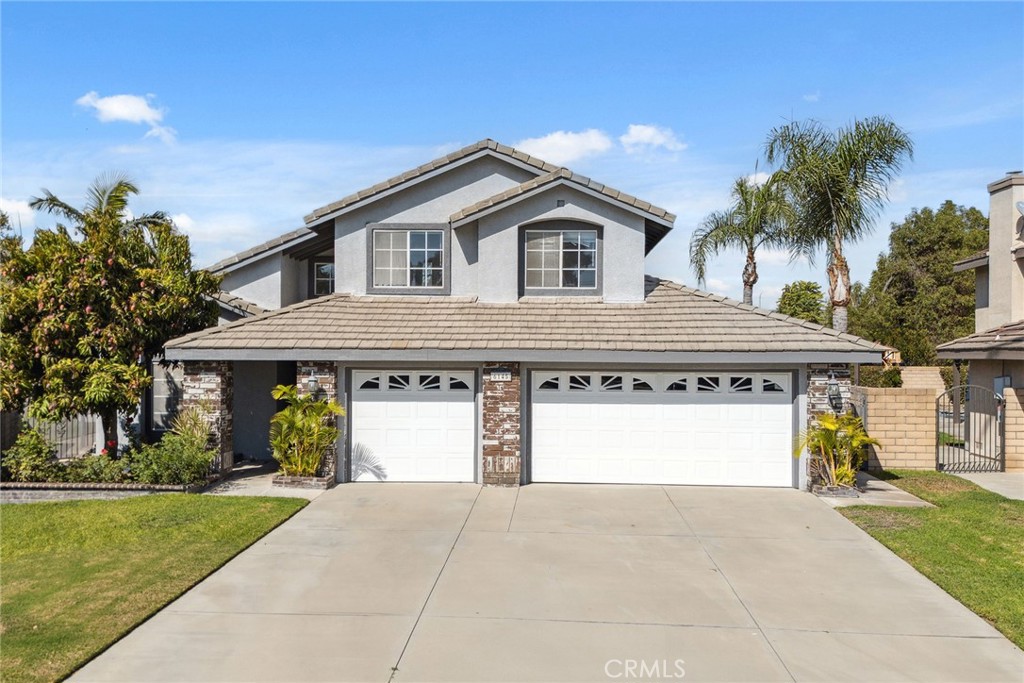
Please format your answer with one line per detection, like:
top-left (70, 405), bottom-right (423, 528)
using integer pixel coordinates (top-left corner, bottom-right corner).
top-left (373, 230), bottom-right (443, 288)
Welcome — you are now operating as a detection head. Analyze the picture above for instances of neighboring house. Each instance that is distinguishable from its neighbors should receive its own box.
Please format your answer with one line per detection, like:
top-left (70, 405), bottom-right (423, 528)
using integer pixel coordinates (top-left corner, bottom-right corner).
top-left (162, 139), bottom-right (886, 488)
top-left (938, 172), bottom-right (1024, 468)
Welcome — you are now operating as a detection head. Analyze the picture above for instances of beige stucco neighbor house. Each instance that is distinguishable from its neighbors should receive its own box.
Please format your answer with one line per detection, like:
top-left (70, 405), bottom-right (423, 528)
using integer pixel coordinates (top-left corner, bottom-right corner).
top-left (160, 140), bottom-right (886, 489)
top-left (938, 172), bottom-right (1024, 469)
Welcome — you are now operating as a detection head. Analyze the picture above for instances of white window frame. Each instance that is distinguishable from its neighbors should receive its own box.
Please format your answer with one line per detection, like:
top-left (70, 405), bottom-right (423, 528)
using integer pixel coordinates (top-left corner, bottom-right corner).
top-left (373, 229), bottom-right (445, 289)
top-left (524, 229), bottom-right (598, 290)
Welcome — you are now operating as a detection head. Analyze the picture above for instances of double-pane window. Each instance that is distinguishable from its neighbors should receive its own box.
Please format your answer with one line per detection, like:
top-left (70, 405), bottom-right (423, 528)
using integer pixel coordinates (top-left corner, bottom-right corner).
top-left (525, 230), bottom-right (597, 289)
top-left (373, 230), bottom-right (443, 288)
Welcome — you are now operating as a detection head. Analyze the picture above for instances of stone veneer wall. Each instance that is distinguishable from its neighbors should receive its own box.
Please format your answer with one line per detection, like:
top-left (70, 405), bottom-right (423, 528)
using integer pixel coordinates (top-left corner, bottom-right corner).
top-left (482, 362), bottom-right (521, 486)
top-left (296, 361), bottom-right (340, 480)
top-left (849, 386), bottom-right (936, 470)
top-left (807, 363), bottom-right (852, 418)
top-left (181, 360), bottom-right (233, 473)
top-left (1004, 388), bottom-right (1024, 471)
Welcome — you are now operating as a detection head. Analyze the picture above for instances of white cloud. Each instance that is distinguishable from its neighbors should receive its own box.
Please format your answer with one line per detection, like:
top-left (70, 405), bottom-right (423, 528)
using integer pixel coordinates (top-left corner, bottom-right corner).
top-left (802, 91), bottom-right (821, 103)
top-left (514, 129), bottom-right (613, 165)
top-left (619, 124), bottom-right (686, 154)
top-left (76, 91), bottom-right (177, 143)
top-left (170, 213), bottom-right (195, 231)
top-left (0, 197), bottom-right (34, 228)
top-left (757, 248), bottom-right (796, 266)
top-left (706, 277), bottom-right (734, 294)
top-left (745, 171), bottom-right (771, 186)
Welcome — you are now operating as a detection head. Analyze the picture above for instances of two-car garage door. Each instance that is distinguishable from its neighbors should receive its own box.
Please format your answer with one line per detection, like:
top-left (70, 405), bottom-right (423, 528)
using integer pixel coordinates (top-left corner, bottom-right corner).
top-left (349, 368), bottom-right (795, 487)
top-left (531, 371), bottom-right (794, 487)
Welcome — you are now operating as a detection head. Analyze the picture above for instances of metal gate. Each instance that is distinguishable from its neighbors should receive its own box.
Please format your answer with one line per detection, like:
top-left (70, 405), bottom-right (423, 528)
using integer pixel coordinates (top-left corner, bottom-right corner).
top-left (936, 385), bottom-right (1005, 472)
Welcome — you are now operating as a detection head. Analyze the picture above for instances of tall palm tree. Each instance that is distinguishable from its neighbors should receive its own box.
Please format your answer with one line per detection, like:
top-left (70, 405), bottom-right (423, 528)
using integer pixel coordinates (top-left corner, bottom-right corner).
top-left (765, 117), bottom-right (913, 333)
top-left (690, 171), bottom-right (796, 305)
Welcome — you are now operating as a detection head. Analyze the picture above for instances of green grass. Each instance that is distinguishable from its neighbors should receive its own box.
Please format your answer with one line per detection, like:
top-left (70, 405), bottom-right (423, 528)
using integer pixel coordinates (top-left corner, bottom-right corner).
top-left (840, 470), bottom-right (1024, 649)
top-left (937, 431), bottom-right (965, 447)
top-left (0, 494), bottom-right (307, 683)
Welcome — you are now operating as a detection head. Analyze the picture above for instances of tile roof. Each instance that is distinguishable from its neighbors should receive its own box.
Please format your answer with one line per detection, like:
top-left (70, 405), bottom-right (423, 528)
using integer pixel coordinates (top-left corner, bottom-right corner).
top-left (204, 227), bottom-right (316, 273)
top-left (304, 139), bottom-right (561, 225)
top-left (937, 319), bottom-right (1024, 356)
top-left (166, 277), bottom-right (886, 356)
top-left (206, 291), bottom-right (267, 317)
top-left (450, 168), bottom-right (676, 226)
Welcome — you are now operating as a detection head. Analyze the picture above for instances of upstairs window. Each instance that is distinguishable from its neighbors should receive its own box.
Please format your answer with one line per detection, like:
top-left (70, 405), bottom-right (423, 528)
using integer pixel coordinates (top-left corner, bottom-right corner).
top-left (373, 229), bottom-right (444, 288)
top-left (312, 257), bottom-right (335, 296)
top-left (524, 229), bottom-right (597, 289)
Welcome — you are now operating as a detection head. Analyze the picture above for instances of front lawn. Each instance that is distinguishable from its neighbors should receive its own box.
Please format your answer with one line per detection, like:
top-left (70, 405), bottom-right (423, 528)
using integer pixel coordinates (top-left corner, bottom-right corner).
top-left (840, 470), bottom-right (1024, 649)
top-left (0, 494), bottom-right (307, 683)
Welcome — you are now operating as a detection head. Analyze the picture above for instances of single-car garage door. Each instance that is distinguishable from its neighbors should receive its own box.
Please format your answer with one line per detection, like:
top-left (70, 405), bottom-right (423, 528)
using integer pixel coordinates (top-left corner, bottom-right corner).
top-left (531, 371), bottom-right (793, 487)
top-left (351, 371), bottom-right (476, 482)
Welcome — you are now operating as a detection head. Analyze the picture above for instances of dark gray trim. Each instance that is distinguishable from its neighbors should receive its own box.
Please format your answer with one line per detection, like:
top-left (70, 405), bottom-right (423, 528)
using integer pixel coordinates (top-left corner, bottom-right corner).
top-left (165, 347), bottom-right (884, 365)
top-left (952, 255), bottom-right (989, 272)
top-left (937, 350), bottom-right (1024, 360)
top-left (209, 232), bottom-right (318, 274)
top-left (307, 255), bottom-right (335, 298)
top-left (791, 368), bottom-right (801, 490)
top-left (519, 221), bottom-right (603, 297)
top-left (365, 223), bottom-right (452, 296)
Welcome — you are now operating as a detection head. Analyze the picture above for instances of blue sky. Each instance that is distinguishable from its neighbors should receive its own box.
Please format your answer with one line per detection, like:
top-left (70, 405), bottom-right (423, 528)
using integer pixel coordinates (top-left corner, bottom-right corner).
top-left (3, 2), bottom-right (1021, 307)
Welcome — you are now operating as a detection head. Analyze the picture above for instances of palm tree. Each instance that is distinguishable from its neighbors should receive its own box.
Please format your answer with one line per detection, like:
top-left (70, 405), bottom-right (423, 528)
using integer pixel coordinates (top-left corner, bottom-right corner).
top-left (689, 171), bottom-right (796, 305)
top-left (765, 117), bottom-right (913, 333)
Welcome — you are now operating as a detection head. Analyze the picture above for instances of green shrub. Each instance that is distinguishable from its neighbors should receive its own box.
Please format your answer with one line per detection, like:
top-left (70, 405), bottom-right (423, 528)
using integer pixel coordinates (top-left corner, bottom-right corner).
top-left (129, 434), bottom-right (214, 486)
top-left (269, 384), bottom-right (344, 477)
top-left (170, 405), bottom-right (210, 451)
top-left (858, 366), bottom-right (903, 388)
top-left (1, 428), bottom-right (59, 482)
top-left (63, 453), bottom-right (131, 483)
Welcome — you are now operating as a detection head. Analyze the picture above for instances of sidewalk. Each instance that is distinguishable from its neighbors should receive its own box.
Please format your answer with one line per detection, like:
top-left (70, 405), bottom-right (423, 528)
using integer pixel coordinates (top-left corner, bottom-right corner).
top-left (817, 471), bottom-right (934, 509)
top-left (205, 461), bottom-right (326, 500)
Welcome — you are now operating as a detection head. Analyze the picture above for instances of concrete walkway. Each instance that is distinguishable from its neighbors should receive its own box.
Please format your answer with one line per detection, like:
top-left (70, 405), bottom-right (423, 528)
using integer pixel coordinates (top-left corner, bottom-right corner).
top-left (205, 461), bottom-right (326, 501)
top-left (73, 484), bottom-right (1023, 682)
top-left (818, 471), bottom-right (934, 509)
top-left (957, 471), bottom-right (1024, 500)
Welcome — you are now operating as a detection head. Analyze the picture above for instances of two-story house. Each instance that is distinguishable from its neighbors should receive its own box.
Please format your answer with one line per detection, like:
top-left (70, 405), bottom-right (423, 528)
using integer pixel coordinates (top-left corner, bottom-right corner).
top-left (938, 172), bottom-right (1024, 469)
top-left (161, 139), bottom-right (886, 489)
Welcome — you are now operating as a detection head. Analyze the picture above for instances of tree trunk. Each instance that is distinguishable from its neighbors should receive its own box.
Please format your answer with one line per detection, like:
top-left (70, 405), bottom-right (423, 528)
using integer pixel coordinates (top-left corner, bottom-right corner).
top-left (827, 250), bottom-right (852, 333)
top-left (742, 250), bottom-right (758, 306)
top-left (101, 409), bottom-right (119, 455)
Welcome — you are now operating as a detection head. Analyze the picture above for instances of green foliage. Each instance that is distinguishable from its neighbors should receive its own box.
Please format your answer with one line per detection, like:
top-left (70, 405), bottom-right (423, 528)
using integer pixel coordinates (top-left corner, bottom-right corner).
top-left (858, 366), bottom-right (903, 388)
top-left (1, 428), bottom-right (58, 482)
top-left (765, 117), bottom-right (914, 332)
top-left (169, 405), bottom-right (211, 451)
top-left (776, 280), bottom-right (826, 324)
top-left (0, 495), bottom-right (307, 683)
top-left (0, 175), bottom-right (220, 448)
top-left (62, 453), bottom-right (131, 483)
top-left (795, 412), bottom-right (880, 487)
top-left (841, 471), bottom-right (1024, 649)
top-left (690, 171), bottom-right (796, 305)
top-left (130, 434), bottom-right (215, 486)
top-left (848, 201), bottom-right (988, 366)
top-left (269, 384), bottom-right (344, 477)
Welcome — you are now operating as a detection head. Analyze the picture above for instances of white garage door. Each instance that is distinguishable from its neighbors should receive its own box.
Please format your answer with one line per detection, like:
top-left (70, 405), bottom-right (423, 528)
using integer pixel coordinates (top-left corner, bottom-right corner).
top-left (531, 371), bottom-right (793, 487)
top-left (351, 371), bottom-right (476, 482)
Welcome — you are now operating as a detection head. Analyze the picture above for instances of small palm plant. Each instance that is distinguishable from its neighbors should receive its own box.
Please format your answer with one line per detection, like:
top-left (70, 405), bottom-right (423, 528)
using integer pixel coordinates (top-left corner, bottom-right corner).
top-left (794, 412), bottom-right (880, 488)
top-left (269, 384), bottom-right (344, 477)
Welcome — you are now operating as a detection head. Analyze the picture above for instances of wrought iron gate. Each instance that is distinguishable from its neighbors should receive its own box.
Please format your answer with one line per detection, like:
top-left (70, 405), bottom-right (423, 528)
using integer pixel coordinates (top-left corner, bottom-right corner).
top-left (936, 385), bottom-right (1005, 473)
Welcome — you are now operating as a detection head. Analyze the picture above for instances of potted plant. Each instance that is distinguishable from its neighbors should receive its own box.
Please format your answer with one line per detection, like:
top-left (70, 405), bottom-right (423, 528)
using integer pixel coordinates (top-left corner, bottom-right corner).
top-left (795, 412), bottom-right (880, 496)
top-left (269, 384), bottom-right (344, 487)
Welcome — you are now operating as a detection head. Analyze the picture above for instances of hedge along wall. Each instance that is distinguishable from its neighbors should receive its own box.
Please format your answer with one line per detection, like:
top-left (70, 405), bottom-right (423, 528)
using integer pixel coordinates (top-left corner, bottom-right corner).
top-left (850, 386), bottom-right (937, 470)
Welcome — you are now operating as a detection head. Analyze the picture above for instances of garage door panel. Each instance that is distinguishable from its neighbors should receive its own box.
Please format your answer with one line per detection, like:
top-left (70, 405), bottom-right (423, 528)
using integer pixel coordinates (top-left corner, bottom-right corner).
top-left (532, 371), bottom-right (793, 487)
top-left (352, 371), bottom-right (476, 483)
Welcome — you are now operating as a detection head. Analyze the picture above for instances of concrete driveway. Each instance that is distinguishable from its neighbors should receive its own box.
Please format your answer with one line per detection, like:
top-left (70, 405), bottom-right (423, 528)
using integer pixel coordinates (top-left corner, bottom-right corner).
top-left (73, 484), bottom-right (1023, 682)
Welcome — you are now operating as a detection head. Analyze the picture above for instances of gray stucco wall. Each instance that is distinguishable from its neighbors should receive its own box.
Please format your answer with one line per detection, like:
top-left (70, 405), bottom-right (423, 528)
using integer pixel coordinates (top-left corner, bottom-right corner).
top-left (220, 254), bottom-right (284, 310)
top-left (333, 155), bottom-right (537, 296)
top-left (474, 185), bottom-right (647, 303)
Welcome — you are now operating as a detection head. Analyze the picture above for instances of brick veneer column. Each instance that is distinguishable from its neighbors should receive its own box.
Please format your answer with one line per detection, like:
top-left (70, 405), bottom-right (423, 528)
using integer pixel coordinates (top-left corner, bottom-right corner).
top-left (482, 362), bottom-right (521, 486)
top-left (181, 360), bottom-right (233, 474)
top-left (296, 361), bottom-right (340, 480)
top-left (1004, 388), bottom-right (1024, 471)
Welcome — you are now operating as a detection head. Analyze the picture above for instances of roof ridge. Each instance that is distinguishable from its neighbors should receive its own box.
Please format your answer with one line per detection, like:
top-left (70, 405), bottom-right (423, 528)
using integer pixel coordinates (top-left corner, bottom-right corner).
top-left (644, 275), bottom-right (883, 351)
top-left (204, 226), bottom-right (316, 273)
top-left (303, 139), bottom-right (560, 225)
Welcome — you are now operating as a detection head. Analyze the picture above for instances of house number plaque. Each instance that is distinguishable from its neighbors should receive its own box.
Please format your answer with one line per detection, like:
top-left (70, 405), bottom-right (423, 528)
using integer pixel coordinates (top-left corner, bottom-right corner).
top-left (489, 368), bottom-right (512, 382)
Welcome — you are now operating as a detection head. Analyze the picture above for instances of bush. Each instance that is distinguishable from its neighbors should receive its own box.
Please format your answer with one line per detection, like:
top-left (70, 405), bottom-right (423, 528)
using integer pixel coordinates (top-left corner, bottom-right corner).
top-left (130, 434), bottom-right (215, 486)
top-left (858, 366), bottom-right (903, 388)
top-left (1, 428), bottom-right (59, 482)
top-left (63, 453), bottom-right (131, 483)
top-left (269, 385), bottom-right (344, 477)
